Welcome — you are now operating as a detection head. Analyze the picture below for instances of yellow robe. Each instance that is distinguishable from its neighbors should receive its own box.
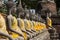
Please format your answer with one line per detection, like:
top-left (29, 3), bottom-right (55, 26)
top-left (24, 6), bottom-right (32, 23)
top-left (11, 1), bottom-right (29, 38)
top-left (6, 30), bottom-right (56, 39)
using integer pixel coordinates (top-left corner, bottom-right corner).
top-left (32, 21), bottom-right (38, 32)
top-left (32, 21), bottom-right (46, 32)
top-left (18, 19), bottom-right (28, 40)
top-left (35, 22), bottom-right (42, 31)
top-left (19, 19), bottom-right (25, 31)
top-left (47, 17), bottom-right (52, 27)
top-left (8, 15), bottom-right (23, 39)
top-left (24, 19), bottom-right (31, 31)
top-left (33, 22), bottom-right (41, 32)
top-left (0, 14), bottom-right (8, 39)
top-left (39, 22), bottom-right (46, 30)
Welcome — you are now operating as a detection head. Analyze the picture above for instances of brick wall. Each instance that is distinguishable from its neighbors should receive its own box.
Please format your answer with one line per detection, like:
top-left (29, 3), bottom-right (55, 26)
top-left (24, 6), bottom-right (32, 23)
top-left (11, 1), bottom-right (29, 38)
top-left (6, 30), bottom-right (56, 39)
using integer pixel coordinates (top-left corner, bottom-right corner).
top-left (53, 25), bottom-right (60, 33)
top-left (42, 2), bottom-right (57, 15)
top-left (47, 2), bottom-right (57, 15)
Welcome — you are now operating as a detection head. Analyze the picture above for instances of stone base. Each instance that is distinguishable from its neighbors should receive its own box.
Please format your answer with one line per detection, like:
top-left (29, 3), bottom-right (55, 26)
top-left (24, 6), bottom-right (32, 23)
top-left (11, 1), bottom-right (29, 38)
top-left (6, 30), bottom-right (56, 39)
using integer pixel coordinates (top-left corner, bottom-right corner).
top-left (30, 31), bottom-right (50, 40)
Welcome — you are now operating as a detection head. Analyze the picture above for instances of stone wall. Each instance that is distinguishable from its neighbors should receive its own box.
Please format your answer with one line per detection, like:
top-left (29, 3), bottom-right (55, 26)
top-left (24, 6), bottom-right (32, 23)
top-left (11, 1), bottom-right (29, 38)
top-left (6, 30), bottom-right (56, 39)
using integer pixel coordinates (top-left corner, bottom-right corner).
top-left (41, 1), bottom-right (57, 15)
top-left (46, 2), bottom-right (57, 15)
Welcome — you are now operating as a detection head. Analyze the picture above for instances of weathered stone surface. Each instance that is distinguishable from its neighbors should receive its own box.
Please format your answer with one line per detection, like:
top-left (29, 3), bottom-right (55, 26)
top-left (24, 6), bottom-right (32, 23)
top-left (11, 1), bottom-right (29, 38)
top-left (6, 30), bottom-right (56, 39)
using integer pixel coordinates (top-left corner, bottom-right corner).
top-left (41, 0), bottom-right (57, 15)
top-left (53, 25), bottom-right (60, 33)
top-left (46, 2), bottom-right (57, 15)
top-left (30, 31), bottom-right (50, 40)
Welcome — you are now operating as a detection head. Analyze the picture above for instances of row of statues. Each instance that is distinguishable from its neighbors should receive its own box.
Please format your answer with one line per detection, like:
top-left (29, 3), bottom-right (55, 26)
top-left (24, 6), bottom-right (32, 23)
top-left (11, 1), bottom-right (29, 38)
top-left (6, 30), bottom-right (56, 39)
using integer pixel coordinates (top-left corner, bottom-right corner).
top-left (0, 0), bottom-right (53, 40)
top-left (0, 12), bottom-right (51, 40)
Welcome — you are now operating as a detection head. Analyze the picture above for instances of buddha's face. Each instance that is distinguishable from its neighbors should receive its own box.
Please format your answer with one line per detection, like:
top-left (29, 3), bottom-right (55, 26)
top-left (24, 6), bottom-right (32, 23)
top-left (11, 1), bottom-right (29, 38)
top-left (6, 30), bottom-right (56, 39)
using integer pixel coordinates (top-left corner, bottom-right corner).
top-left (20, 12), bottom-right (24, 16)
top-left (26, 13), bottom-right (29, 18)
top-left (48, 12), bottom-right (51, 17)
top-left (11, 6), bottom-right (16, 14)
top-left (6, 0), bottom-right (14, 8)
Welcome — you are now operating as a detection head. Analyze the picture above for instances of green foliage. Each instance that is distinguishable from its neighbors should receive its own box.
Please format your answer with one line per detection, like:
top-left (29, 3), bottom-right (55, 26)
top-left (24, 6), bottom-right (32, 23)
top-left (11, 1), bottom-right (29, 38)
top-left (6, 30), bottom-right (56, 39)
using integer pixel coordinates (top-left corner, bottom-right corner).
top-left (22, 0), bottom-right (38, 9)
top-left (0, 5), bottom-right (7, 13)
top-left (0, 0), bottom-right (38, 16)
